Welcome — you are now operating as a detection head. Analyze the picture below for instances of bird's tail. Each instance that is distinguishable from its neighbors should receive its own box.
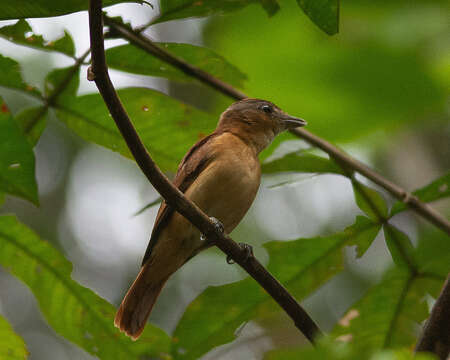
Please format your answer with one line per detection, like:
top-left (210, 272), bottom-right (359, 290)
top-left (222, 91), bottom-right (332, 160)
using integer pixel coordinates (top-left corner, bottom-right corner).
top-left (114, 263), bottom-right (169, 340)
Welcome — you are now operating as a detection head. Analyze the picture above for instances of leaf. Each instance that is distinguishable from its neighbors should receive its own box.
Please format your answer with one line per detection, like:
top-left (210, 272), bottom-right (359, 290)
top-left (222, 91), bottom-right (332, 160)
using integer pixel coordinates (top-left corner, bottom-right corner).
top-left (0, 19), bottom-right (75, 57)
top-left (14, 106), bottom-right (48, 146)
top-left (262, 151), bottom-right (344, 175)
top-left (154, 0), bottom-right (258, 24)
top-left (173, 217), bottom-right (379, 359)
top-left (352, 180), bottom-right (388, 222)
top-left (54, 87), bottom-right (216, 172)
top-left (296, 0), bottom-right (339, 35)
top-left (106, 43), bottom-right (246, 88)
top-left (0, 0), bottom-right (143, 20)
top-left (390, 172), bottom-right (450, 216)
top-left (0, 215), bottom-right (171, 359)
top-left (260, 0), bottom-right (280, 17)
top-left (383, 224), bottom-right (416, 269)
top-left (332, 267), bottom-right (443, 352)
top-left (133, 196), bottom-right (162, 216)
top-left (0, 98), bottom-right (38, 205)
top-left (0, 54), bottom-right (41, 98)
top-left (0, 314), bottom-right (28, 360)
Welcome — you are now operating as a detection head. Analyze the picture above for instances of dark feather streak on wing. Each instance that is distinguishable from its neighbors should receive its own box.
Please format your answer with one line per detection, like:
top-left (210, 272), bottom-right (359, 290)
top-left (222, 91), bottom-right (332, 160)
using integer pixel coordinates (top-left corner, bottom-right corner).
top-left (141, 133), bottom-right (219, 265)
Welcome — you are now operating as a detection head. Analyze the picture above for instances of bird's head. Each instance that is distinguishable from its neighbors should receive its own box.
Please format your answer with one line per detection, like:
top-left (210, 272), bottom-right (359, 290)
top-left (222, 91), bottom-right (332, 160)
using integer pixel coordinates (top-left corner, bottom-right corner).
top-left (217, 98), bottom-right (306, 153)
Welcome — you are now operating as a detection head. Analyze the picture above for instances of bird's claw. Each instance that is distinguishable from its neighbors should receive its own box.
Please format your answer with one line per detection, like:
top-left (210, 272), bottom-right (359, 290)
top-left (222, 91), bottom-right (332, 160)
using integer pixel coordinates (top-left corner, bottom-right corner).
top-left (200, 217), bottom-right (224, 241)
top-left (226, 243), bottom-right (254, 264)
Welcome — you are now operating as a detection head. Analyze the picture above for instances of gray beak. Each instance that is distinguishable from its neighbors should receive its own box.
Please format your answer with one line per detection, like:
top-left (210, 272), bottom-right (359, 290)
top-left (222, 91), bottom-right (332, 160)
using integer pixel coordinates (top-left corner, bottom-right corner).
top-left (281, 114), bottom-right (307, 129)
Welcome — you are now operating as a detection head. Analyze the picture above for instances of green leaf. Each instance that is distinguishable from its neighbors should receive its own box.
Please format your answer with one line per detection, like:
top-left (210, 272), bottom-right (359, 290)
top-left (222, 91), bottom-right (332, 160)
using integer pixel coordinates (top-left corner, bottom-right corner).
top-left (0, 0), bottom-right (143, 20)
top-left (352, 180), bottom-right (388, 222)
top-left (0, 314), bottom-right (28, 360)
top-left (0, 19), bottom-right (75, 57)
top-left (262, 151), bottom-right (344, 175)
top-left (155, 0), bottom-right (258, 24)
top-left (0, 215), bottom-right (171, 360)
top-left (383, 224), bottom-right (416, 269)
top-left (0, 98), bottom-right (38, 205)
top-left (173, 217), bottom-right (379, 359)
top-left (106, 43), bottom-right (246, 88)
top-left (133, 196), bottom-right (162, 216)
top-left (390, 172), bottom-right (450, 216)
top-left (54, 87), bottom-right (216, 172)
top-left (14, 106), bottom-right (47, 146)
top-left (0, 54), bottom-right (41, 98)
top-left (414, 227), bottom-right (450, 278)
top-left (332, 267), bottom-right (442, 352)
top-left (296, 0), bottom-right (339, 35)
top-left (260, 0), bottom-right (280, 17)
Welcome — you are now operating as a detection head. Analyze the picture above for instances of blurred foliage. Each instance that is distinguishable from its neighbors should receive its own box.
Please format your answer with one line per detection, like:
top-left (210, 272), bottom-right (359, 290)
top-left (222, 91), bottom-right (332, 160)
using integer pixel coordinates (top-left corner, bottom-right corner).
top-left (0, 215), bottom-right (171, 360)
top-left (0, 0), bottom-right (449, 359)
top-left (0, 314), bottom-right (28, 360)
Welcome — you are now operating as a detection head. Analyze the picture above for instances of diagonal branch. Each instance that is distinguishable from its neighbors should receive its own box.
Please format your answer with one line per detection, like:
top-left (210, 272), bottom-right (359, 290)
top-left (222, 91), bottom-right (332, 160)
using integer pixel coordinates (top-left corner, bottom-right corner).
top-left (89, 0), bottom-right (322, 344)
top-left (103, 15), bottom-right (450, 236)
top-left (415, 275), bottom-right (450, 359)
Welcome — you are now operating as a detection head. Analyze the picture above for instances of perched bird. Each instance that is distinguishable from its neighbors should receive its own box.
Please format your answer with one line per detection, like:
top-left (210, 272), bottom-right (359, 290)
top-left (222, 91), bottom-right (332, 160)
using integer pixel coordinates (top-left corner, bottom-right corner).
top-left (114, 98), bottom-right (306, 339)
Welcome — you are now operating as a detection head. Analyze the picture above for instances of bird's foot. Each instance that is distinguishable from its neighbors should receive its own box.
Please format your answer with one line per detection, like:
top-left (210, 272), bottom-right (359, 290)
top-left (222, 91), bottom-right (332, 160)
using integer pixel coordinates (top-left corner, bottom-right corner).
top-left (226, 243), bottom-right (254, 264)
top-left (200, 217), bottom-right (225, 241)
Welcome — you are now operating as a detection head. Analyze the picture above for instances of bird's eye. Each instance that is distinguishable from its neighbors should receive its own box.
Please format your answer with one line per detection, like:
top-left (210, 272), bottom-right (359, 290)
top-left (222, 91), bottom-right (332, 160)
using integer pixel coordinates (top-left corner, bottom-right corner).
top-left (261, 104), bottom-right (272, 113)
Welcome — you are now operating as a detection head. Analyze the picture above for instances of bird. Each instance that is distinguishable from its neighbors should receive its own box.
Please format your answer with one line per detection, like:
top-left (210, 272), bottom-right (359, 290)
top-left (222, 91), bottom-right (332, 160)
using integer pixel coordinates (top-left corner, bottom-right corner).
top-left (114, 98), bottom-right (306, 339)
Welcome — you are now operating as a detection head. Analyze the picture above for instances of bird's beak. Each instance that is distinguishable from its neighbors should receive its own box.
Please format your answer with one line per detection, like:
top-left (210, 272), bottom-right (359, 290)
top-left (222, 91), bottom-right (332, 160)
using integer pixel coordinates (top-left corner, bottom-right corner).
top-left (280, 114), bottom-right (307, 129)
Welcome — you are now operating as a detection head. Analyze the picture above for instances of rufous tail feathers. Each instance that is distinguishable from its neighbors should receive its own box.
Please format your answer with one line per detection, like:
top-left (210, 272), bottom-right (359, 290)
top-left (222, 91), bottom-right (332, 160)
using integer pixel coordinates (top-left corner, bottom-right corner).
top-left (114, 264), bottom-right (168, 340)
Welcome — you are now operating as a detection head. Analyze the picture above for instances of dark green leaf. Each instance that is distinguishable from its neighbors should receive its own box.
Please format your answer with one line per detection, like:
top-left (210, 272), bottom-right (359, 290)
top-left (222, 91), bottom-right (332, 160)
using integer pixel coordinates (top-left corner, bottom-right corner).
top-left (0, 98), bottom-right (38, 205)
top-left (390, 172), bottom-right (450, 216)
top-left (332, 267), bottom-right (442, 351)
top-left (173, 217), bottom-right (379, 359)
top-left (352, 180), bottom-right (388, 222)
top-left (262, 151), bottom-right (344, 175)
top-left (45, 65), bottom-right (80, 101)
top-left (155, 0), bottom-right (258, 24)
top-left (14, 106), bottom-right (47, 146)
top-left (0, 314), bottom-right (28, 360)
top-left (0, 54), bottom-right (41, 98)
top-left (0, 215), bottom-right (171, 360)
top-left (0, 0), bottom-right (144, 20)
top-left (106, 43), bottom-right (246, 88)
top-left (296, 0), bottom-right (339, 35)
top-left (0, 19), bottom-right (75, 56)
top-left (260, 0), bottom-right (280, 16)
top-left (383, 224), bottom-right (416, 269)
top-left (54, 87), bottom-right (216, 172)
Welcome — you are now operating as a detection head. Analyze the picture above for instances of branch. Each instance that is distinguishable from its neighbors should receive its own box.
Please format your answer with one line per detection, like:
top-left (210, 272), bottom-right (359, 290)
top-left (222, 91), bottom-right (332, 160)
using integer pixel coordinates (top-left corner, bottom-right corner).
top-left (88, 0), bottom-right (322, 344)
top-left (415, 275), bottom-right (450, 359)
top-left (104, 15), bottom-right (450, 236)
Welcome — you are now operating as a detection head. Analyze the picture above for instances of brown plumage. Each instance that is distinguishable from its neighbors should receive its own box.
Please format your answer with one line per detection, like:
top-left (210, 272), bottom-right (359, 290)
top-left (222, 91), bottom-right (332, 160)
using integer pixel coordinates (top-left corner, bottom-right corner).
top-left (114, 98), bottom-right (306, 339)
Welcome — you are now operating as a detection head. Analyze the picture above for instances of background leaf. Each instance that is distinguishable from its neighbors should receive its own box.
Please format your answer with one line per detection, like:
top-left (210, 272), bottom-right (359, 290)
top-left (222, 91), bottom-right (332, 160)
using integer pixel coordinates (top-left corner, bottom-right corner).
top-left (106, 43), bottom-right (246, 88)
top-left (352, 180), bottom-right (388, 222)
top-left (0, 314), bottom-right (28, 360)
top-left (383, 224), bottom-right (416, 268)
top-left (0, 98), bottom-right (38, 205)
top-left (260, 0), bottom-right (280, 17)
top-left (0, 215), bottom-right (171, 360)
top-left (0, 55), bottom-right (41, 98)
top-left (390, 172), bottom-right (450, 215)
top-left (296, 0), bottom-right (339, 35)
top-left (0, 19), bottom-right (75, 57)
top-left (173, 217), bottom-right (379, 359)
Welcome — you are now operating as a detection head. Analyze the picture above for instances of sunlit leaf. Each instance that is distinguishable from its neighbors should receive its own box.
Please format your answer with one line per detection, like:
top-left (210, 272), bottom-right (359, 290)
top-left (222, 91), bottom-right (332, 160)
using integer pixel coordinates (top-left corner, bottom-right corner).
top-left (262, 151), bottom-right (344, 175)
top-left (106, 43), bottom-right (246, 88)
top-left (0, 98), bottom-right (38, 205)
top-left (352, 180), bottom-right (388, 222)
top-left (390, 172), bottom-right (450, 216)
top-left (296, 0), bottom-right (339, 35)
top-left (0, 215), bottom-right (171, 360)
top-left (0, 19), bottom-right (75, 56)
top-left (155, 0), bottom-right (258, 24)
top-left (173, 216), bottom-right (379, 359)
top-left (0, 314), bottom-right (28, 360)
top-left (0, 0), bottom-right (143, 20)
top-left (0, 55), bottom-right (41, 98)
top-left (54, 87), bottom-right (216, 171)
top-left (332, 267), bottom-right (443, 351)
top-left (383, 224), bottom-right (416, 268)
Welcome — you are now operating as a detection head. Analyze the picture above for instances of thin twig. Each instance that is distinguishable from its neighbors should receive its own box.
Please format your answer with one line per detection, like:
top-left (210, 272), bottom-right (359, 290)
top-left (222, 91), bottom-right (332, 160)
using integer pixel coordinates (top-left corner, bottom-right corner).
top-left (415, 275), bottom-right (450, 359)
top-left (89, 0), bottom-right (322, 344)
top-left (104, 15), bottom-right (450, 236)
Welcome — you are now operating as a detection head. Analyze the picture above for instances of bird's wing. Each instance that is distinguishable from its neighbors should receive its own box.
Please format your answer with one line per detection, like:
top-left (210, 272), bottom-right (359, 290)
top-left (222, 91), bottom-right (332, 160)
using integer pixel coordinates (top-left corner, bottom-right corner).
top-left (141, 133), bottom-right (220, 265)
